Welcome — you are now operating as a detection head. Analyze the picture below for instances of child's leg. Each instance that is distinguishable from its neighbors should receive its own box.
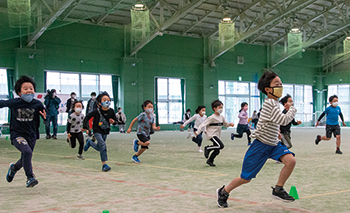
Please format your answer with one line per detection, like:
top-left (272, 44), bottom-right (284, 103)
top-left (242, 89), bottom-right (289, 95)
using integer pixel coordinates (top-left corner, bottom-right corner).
top-left (225, 177), bottom-right (251, 193)
top-left (197, 132), bottom-right (203, 147)
top-left (207, 136), bottom-right (224, 163)
top-left (45, 116), bottom-right (51, 136)
top-left (93, 133), bottom-right (108, 163)
top-left (135, 141), bottom-right (150, 157)
top-left (276, 154), bottom-right (296, 187)
top-left (336, 135), bottom-right (341, 148)
top-left (70, 133), bottom-right (77, 148)
top-left (52, 115), bottom-right (58, 136)
top-left (77, 132), bottom-right (84, 155)
top-left (233, 124), bottom-right (243, 138)
top-left (245, 129), bottom-right (251, 144)
top-left (12, 137), bottom-right (35, 179)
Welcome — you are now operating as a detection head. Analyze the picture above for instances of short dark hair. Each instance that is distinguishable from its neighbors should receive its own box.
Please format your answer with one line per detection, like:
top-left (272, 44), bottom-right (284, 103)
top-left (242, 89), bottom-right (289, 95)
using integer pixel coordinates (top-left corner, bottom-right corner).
top-left (329, 95), bottom-right (338, 103)
top-left (280, 94), bottom-right (292, 105)
top-left (258, 71), bottom-right (279, 95)
top-left (241, 102), bottom-right (248, 108)
top-left (186, 108), bottom-right (191, 112)
top-left (142, 100), bottom-right (153, 109)
top-left (117, 107), bottom-right (122, 110)
top-left (96, 91), bottom-right (110, 103)
top-left (211, 100), bottom-right (223, 110)
top-left (71, 100), bottom-right (84, 112)
top-left (90, 92), bottom-right (96, 96)
top-left (70, 92), bottom-right (76, 96)
top-left (195, 105), bottom-right (206, 113)
top-left (14, 76), bottom-right (36, 95)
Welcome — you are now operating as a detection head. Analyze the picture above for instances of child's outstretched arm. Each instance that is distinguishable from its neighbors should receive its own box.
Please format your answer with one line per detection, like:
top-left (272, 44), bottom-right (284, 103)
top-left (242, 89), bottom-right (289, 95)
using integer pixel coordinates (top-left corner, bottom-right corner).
top-left (195, 116), bottom-right (212, 136)
top-left (339, 112), bottom-right (346, 126)
top-left (82, 110), bottom-right (96, 132)
top-left (152, 123), bottom-right (161, 131)
top-left (127, 117), bottom-right (138, 133)
top-left (315, 111), bottom-right (326, 127)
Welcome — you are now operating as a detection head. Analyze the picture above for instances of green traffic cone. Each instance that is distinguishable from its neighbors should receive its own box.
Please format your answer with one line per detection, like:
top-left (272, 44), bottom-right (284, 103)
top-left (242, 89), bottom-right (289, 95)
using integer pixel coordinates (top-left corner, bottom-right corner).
top-left (289, 185), bottom-right (299, 200)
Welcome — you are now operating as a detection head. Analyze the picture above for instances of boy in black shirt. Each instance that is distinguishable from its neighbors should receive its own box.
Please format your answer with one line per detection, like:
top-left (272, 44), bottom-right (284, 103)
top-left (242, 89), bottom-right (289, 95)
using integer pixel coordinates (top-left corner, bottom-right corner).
top-left (279, 94), bottom-right (301, 148)
top-left (82, 92), bottom-right (117, 172)
top-left (1, 76), bottom-right (46, 187)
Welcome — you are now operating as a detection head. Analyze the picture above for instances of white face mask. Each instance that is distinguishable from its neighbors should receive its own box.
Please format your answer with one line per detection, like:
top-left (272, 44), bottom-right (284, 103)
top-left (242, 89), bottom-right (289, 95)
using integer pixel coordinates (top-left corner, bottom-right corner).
top-left (201, 111), bottom-right (206, 115)
top-left (75, 108), bottom-right (82, 113)
top-left (146, 108), bottom-right (153, 114)
top-left (216, 109), bottom-right (223, 114)
top-left (332, 102), bottom-right (338, 107)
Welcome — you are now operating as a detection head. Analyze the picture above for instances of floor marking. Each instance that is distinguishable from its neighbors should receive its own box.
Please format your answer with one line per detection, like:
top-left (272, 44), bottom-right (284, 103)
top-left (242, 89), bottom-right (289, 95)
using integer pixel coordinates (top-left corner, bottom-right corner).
top-left (300, 189), bottom-right (350, 199)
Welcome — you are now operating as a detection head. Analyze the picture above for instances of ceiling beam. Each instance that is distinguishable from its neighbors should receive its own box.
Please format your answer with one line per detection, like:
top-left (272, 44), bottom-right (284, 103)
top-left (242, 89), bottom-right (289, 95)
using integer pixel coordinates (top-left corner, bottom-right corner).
top-left (271, 20), bottom-right (350, 68)
top-left (96, 0), bottom-right (123, 25)
top-left (27, 0), bottom-right (75, 47)
top-left (320, 35), bottom-right (347, 51)
top-left (182, 9), bottom-right (216, 35)
top-left (62, 0), bottom-right (83, 21)
top-left (209, 0), bottom-right (318, 62)
top-left (270, 4), bottom-right (340, 45)
top-left (130, 0), bottom-right (203, 56)
top-left (248, 0), bottom-right (318, 43)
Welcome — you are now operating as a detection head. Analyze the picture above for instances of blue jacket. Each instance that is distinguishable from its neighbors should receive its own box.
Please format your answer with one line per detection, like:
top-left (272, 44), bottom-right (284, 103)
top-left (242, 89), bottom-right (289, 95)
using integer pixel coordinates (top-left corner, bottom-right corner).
top-left (44, 95), bottom-right (61, 116)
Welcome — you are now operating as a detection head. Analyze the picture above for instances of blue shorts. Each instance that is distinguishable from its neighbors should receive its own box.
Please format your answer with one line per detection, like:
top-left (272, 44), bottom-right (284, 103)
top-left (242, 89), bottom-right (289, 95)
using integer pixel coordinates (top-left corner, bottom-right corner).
top-left (240, 139), bottom-right (295, 180)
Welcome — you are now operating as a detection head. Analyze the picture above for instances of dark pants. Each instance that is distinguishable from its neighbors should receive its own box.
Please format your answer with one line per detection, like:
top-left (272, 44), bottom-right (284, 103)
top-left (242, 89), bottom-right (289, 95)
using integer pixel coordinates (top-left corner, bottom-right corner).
top-left (234, 124), bottom-right (251, 144)
top-left (45, 115), bottom-right (58, 136)
top-left (207, 136), bottom-right (224, 163)
top-left (11, 136), bottom-right (36, 179)
top-left (187, 121), bottom-right (194, 129)
top-left (70, 132), bottom-right (84, 155)
top-left (192, 128), bottom-right (203, 146)
top-left (252, 118), bottom-right (258, 128)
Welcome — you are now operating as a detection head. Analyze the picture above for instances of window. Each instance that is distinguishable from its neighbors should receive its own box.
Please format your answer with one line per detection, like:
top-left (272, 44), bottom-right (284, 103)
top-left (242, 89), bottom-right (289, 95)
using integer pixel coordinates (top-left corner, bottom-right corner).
top-left (156, 78), bottom-right (183, 124)
top-left (0, 69), bottom-right (8, 124)
top-left (282, 84), bottom-right (313, 124)
top-left (218, 81), bottom-right (260, 124)
top-left (327, 84), bottom-right (350, 122)
top-left (46, 71), bottom-right (116, 125)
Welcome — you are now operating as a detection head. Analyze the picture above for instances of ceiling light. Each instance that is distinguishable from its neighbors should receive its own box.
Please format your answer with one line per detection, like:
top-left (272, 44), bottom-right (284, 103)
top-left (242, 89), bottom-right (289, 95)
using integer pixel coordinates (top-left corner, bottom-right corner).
top-left (133, 3), bottom-right (146, 11)
top-left (222, 17), bottom-right (231, 22)
top-left (290, 28), bottom-right (300, 33)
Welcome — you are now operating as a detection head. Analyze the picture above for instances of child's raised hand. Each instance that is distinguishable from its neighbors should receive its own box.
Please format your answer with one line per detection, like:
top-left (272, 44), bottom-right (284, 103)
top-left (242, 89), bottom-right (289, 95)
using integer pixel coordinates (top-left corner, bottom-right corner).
top-left (229, 123), bottom-right (234, 127)
top-left (156, 126), bottom-right (161, 131)
top-left (109, 118), bottom-right (115, 124)
top-left (180, 125), bottom-right (184, 129)
top-left (39, 109), bottom-right (46, 120)
top-left (127, 128), bottom-right (131, 133)
top-left (315, 121), bottom-right (319, 127)
top-left (297, 120), bottom-right (302, 125)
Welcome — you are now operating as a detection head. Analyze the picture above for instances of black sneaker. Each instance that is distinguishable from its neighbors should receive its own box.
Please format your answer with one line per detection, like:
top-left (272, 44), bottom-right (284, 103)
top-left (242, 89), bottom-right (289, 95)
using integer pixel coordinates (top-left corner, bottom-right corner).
top-left (91, 134), bottom-right (96, 142)
top-left (204, 146), bottom-right (209, 158)
top-left (46, 135), bottom-right (51, 139)
top-left (52, 135), bottom-right (57, 139)
top-left (26, 178), bottom-right (39, 187)
top-left (217, 185), bottom-right (229, 208)
top-left (336, 149), bottom-right (343, 154)
top-left (272, 186), bottom-right (295, 202)
top-left (206, 160), bottom-right (216, 167)
top-left (6, 163), bottom-right (17, 182)
top-left (315, 135), bottom-right (321, 145)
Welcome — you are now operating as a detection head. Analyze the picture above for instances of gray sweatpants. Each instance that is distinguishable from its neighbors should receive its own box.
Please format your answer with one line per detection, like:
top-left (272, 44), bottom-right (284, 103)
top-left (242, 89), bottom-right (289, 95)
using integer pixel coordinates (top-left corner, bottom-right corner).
top-left (281, 132), bottom-right (292, 149)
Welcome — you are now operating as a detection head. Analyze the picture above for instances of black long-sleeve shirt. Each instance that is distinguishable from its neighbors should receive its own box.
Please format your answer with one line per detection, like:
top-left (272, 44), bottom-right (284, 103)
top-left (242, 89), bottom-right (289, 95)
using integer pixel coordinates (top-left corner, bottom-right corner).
top-left (280, 109), bottom-right (300, 134)
top-left (0, 98), bottom-right (45, 141)
top-left (83, 108), bottom-right (117, 135)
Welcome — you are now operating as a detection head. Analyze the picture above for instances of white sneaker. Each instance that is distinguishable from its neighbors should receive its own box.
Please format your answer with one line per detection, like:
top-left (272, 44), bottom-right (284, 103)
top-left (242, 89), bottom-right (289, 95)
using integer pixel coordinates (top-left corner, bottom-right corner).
top-left (187, 132), bottom-right (192, 139)
top-left (199, 149), bottom-right (203, 153)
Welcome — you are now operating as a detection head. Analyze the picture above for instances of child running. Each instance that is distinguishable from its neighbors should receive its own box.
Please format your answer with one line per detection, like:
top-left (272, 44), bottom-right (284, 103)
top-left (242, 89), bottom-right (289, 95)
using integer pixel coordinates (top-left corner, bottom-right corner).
top-left (279, 94), bottom-right (302, 149)
top-left (195, 100), bottom-right (234, 167)
top-left (231, 102), bottom-right (251, 145)
top-left (181, 105), bottom-right (207, 152)
top-left (67, 100), bottom-right (85, 160)
top-left (127, 100), bottom-right (160, 163)
top-left (315, 94), bottom-right (346, 154)
top-left (216, 71), bottom-right (297, 208)
top-left (82, 92), bottom-right (117, 172)
top-left (1, 76), bottom-right (46, 187)
top-left (116, 107), bottom-right (127, 133)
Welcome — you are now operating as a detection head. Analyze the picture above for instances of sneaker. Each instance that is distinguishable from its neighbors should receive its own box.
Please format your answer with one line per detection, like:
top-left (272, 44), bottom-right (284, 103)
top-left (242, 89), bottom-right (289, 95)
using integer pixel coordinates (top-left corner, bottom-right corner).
top-left (102, 164), bottom-right (111, 172)
top-left (133, 139), bottom-right (139, 152)
top-left (88, 131), bottom-right (93, 137)
top-left (84, 139), bottom-right (91, 152)
top-left (315, 135), bottom-right (321, 145)
top-left (6, 163), bottom-right (17, 182)
top-left (26, 178), bottom-right (39, 187)
top-left (198, 148), bottom-right (203, 153)
top-left (91, 134), bottom-right (96, 142)
top-left (77, 155), bottom-right (85, 160)
top-left (187, 132), bottom-right (192, 139)
top-left (336, 149), bottom-right (343, 154)
top-left (217, 185), bottom-right (229, 208)
top-left (204, 146), bottom-right (209, 158)
top-left (131, 156), bottom-right (141, 163)
top-left (52, 135), bottom-right (57, 139)
top-left (206, 160), bottom-right (216, 167)
top-left (231, 133), bottom-right (234, 140)
top-left (46, 135), bottom-right (51, 139)
top-left (271, 186), bottom-right (295, 202)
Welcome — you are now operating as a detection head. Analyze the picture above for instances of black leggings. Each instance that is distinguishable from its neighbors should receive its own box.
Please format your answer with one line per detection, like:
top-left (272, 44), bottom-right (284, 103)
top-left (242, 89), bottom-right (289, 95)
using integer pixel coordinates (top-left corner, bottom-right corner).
top-left (70, 132), bottom-right (84, 155)
top-left (207, 136), bottom-right (224, 163)
top-left (233, 124), bottom-right (251, 144)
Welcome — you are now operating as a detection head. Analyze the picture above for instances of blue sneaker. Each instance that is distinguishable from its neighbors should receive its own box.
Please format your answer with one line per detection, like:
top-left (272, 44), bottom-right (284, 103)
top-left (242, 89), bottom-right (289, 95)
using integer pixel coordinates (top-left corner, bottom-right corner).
top-left (131, 156), bottom-right (141, 163)
top-left (133, 139), bottom-right (139, 152)
top-left (6, 163), bottom-right (17, 182)
top-left (84, 139), bottom-right (91, 152)
top-left (26, 178), bottom-right (38, 187)
top-left (102, 164), bottom-right (111, 172)
top-left (231, 133), bottom-right (234, 140)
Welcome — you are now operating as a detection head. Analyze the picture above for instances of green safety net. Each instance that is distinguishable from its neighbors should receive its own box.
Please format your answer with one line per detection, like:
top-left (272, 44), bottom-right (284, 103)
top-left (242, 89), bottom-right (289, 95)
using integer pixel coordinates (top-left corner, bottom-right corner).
top-left (7, 0), bottom-right (31, 28)
top-left (219, 22), bottom-right (235, 50)
top-left (288, 31), bottom-right (302, 59)
top-left (130, 9), bottom-right (150, 46)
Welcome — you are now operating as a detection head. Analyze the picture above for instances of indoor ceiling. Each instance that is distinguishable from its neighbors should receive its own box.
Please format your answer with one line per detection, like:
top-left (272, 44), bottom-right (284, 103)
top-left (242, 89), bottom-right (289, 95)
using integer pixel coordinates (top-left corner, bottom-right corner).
top-left (1, 0), bottom-right (350, 61)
